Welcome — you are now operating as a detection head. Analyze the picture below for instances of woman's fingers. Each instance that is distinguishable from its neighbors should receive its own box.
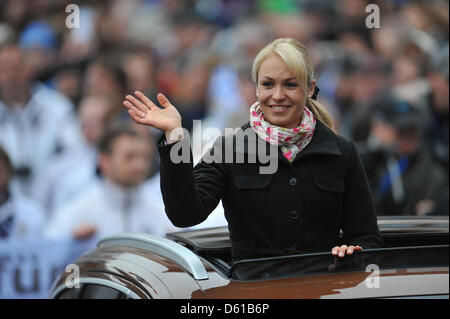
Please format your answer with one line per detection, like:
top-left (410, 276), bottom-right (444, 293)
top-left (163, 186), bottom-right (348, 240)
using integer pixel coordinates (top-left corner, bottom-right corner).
top-left (123, 95), bottom-right (150, 116)
top-left (157, 93), bottom-right (172, 109)
top-left (331, 246), bottom-right (339, 256)
top-left (124, 91), bottom-right (170, 118)
top-left (126, 108), bottom-right (146, 124)
top-left (135, 91), bottom-right (159, 110)
top-left (123, 100), bottom-right (141, 115)
top-left (331, 245), bottom-right (363, 258)
top-left (347, 245), bottom-right (363, 255)
top-left (338, 245), bottom-right (348, 257)
top-left (124, 91), bottom-right (161, 122)
top-left (123, 91), bottom-right (182, 133)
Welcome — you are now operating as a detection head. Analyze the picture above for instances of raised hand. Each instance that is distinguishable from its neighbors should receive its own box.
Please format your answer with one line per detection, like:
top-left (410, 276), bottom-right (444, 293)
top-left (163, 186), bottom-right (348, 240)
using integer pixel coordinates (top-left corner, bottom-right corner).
top-left (123, 91), bottom-right (183, 143)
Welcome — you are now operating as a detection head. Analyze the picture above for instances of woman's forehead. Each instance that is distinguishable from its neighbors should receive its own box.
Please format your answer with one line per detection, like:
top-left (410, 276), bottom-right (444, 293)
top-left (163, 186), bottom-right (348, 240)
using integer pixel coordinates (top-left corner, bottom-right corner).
top-left (258, 54), bottom-right (296, 79)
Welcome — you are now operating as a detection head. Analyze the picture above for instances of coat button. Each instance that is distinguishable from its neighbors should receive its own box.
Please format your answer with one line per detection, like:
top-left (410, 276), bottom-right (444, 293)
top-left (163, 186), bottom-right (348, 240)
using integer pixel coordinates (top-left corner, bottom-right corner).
top-left (289, 210), bottom-right (298, 220)
top-left (289, 177), bottom-right (298, 186)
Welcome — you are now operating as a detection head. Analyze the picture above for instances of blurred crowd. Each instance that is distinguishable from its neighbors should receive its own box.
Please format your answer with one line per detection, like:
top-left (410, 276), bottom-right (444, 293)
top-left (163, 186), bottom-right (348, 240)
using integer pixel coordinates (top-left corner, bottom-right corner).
top-left (0, 0), bottom-right (448, 242)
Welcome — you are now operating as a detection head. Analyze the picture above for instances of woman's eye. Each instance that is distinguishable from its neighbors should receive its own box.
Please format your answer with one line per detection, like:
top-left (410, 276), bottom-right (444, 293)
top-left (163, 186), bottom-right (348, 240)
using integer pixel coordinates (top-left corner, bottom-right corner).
top-left (285, 82), bottom-right (298, 88)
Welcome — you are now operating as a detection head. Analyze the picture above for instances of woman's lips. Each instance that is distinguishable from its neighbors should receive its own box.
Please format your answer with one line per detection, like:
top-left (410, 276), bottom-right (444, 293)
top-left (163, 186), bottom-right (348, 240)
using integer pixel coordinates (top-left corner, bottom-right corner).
top-left (269, 105), bottom-right (291, 113)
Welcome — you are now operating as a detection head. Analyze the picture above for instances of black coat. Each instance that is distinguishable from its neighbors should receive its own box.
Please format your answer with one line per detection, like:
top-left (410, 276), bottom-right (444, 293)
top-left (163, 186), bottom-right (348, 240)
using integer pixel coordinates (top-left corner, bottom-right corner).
top-left (158, 120), bottom-right (383, 261)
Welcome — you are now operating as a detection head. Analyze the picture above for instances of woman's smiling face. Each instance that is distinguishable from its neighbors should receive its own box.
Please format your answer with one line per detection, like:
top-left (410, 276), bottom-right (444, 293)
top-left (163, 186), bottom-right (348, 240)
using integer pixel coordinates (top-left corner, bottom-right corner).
top-left (256, 53), bottom-right (309, 129)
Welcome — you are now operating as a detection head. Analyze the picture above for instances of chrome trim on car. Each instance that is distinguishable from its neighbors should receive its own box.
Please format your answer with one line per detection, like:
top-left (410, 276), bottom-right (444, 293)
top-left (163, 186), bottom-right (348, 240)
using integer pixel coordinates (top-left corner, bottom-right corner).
top-left (98, 233), bottom-right (209, 280)
top-left (49, 278), bottom-right (141, 299)
top-left (378, 216), bottom-right (449, 233)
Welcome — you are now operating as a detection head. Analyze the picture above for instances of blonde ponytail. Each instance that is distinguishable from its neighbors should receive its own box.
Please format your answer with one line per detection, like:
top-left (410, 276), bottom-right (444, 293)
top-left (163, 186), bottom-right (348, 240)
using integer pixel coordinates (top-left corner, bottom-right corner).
top-left (307, 98), bottom-right (334, 132)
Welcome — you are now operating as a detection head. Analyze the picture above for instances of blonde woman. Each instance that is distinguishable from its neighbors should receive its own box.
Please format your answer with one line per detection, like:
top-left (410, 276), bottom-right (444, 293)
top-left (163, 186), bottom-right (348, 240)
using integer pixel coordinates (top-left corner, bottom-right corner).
top-left (123, 38), bottom-right (382, 269)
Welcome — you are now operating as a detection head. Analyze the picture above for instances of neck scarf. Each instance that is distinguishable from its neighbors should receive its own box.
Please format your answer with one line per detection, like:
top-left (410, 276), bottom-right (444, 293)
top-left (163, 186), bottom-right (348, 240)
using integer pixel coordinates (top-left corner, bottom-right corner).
top-left (249, 102), bottom-right (316, 162)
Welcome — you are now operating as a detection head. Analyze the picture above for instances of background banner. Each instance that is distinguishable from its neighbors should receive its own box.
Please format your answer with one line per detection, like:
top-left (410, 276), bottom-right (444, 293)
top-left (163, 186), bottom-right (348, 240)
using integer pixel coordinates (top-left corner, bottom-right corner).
top-left (0, 238), bottom-right (98, 299)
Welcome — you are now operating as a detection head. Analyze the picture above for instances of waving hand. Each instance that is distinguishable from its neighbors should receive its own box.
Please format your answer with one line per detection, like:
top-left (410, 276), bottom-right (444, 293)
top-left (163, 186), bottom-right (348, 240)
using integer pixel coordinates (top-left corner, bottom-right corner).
top-left (123, 91), bottom-right (183, 143)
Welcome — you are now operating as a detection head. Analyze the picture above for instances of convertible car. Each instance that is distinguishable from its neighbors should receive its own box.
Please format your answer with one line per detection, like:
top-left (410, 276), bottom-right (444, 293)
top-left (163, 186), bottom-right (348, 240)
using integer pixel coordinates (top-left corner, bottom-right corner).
top-left (49, 216), bottom-right (449, 299)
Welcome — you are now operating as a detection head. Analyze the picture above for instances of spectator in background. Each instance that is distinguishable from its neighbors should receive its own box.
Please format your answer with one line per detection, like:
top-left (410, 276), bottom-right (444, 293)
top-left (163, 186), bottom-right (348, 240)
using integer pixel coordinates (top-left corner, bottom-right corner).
top-left (82, 56), bottom-right (127, 101)
top-left (43, 124), bottom-right (177, 240)
top-left (52, 67), bottom-right (84, 107)
top-left (121, 46), bottom-right (158, 99)
top-left (203, 19), bottom-right (271, 133)
top-left (0, 146), bottom-right (45, 240)
top-left (425, 45), bottom-right (449, 174)
top-left (224, 65), bottom-right (259, 130)
top-left (335, 54), bottom-right (390, 141)
top-left (32, 94), bottom-right (116, 218)
top-left (0, 43), bottom-right (81, 198)
top-left (170, 46), bottom-right (217, 132)
top-left (18, 21), bottom-right (60, 82)
top-left (360, 95), bottom-right (448, 216)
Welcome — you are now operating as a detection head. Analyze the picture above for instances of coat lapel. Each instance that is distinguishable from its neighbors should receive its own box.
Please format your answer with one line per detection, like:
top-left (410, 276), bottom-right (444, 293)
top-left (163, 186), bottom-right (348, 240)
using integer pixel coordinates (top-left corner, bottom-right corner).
top-left (293, 120), bottom-right (342, 162)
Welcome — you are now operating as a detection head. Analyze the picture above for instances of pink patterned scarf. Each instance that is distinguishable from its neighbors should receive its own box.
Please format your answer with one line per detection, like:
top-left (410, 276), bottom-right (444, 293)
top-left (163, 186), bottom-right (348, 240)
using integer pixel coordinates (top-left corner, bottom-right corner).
top-left (249, 102), bottom-right (316, 162)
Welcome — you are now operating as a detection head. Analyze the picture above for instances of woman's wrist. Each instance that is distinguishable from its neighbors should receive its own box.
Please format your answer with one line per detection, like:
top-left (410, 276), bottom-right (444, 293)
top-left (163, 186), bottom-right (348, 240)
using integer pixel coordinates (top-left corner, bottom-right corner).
top-left (165, 126), bottom-right (184, 144)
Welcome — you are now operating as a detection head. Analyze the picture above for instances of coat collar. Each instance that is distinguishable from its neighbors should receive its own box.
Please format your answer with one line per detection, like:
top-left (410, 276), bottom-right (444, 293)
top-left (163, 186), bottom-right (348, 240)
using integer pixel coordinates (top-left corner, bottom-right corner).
top-left (236, 120), bottom-right (342, 160)
top-left (294, 120), bottom-right (341, 160)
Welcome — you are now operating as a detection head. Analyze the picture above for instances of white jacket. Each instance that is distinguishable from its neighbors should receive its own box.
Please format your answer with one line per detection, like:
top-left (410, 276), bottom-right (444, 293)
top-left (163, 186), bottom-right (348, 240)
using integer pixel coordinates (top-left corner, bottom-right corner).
top-left (43, 178), bottom-right (179, 240)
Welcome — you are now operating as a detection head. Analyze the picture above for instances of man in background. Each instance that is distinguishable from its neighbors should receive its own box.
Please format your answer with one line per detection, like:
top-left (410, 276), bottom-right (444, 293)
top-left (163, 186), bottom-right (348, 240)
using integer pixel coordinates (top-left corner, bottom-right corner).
top-left (0, 146), bottom-right (45, 240)
top-left (360, 96), bottom-right (448, 216)
top-left (43, 124), bottom-right (177, 240)
top-left (32, 94), bottom-right (116, 219)
top-left (0, 43), bottom-right (81, 198)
